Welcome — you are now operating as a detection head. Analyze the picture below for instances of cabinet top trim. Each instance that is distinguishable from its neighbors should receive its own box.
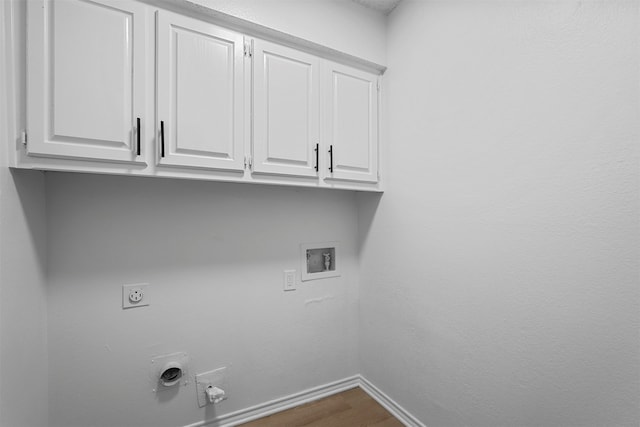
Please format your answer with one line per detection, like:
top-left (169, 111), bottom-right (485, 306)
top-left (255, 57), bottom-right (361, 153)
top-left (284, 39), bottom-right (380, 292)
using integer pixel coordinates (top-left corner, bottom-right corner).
top-left (141, 0), bottom-right (387, 74)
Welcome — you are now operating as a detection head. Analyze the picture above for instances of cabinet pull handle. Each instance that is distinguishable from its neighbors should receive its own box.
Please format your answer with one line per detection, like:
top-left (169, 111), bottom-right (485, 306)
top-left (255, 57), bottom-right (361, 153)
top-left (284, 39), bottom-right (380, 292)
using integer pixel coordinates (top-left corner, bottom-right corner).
top-left (315, 143), bottom-right (319, 172)
top-left (329, 145), bottom-right (333, 173)
top-left (136, 117), bottom-right (141, 156)
top-left (160, 121), bottom-right (165, 158)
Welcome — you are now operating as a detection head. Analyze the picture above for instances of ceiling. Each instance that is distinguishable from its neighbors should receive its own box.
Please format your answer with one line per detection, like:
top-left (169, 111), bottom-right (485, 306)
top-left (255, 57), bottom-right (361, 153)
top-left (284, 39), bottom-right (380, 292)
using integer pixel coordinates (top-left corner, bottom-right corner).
top-left (351, 0), bottom-right (402, 15)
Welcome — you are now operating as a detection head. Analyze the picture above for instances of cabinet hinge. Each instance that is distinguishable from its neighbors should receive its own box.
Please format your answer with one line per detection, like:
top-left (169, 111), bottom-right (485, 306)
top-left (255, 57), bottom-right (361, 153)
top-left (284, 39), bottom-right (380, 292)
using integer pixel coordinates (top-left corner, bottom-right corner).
top-left (376, 81), bottom-right (380, 91)
top-left (243, 41), bottom-right (253, 58)
top-left (248, 155), bottom-right (253, 169)
top-left (21, 130), bottom-right (27, 147)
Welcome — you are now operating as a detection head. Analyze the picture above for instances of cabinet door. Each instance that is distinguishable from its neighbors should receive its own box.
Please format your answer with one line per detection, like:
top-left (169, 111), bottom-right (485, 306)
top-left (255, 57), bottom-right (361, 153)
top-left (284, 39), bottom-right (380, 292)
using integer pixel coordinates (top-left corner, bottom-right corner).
top-left (27, 0), bottom-right (147, 163)
top-left (156, 11), bottom-right (244, 171)
top-left (252, 40), bottom-right (320, 178)
top-left (325, 62), bottom-right (379, 183)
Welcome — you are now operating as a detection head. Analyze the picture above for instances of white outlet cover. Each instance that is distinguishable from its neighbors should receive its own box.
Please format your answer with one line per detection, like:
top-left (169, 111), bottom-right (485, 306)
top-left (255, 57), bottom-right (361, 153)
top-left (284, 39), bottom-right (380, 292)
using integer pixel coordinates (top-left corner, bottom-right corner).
top-left (122, 283), bottom-right (149, 309)
top-left (195, 367), bottom-right (229, 408)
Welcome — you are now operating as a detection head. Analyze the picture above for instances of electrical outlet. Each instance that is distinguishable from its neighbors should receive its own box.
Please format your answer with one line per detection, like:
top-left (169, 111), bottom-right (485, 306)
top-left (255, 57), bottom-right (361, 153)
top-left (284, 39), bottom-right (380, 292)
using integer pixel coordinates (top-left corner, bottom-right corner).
top-left (122, 283), bottom-right (149, 309)
top-left (283, 270), bottom-right (296, 291)
top-left (129, 289), bottom-right (143, 303)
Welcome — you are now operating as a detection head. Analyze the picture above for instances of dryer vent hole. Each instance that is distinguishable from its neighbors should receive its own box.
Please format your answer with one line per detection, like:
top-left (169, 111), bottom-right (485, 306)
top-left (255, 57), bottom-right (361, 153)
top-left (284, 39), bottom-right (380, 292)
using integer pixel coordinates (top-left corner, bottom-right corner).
top-left (161, 367), bottom-right (182, 384)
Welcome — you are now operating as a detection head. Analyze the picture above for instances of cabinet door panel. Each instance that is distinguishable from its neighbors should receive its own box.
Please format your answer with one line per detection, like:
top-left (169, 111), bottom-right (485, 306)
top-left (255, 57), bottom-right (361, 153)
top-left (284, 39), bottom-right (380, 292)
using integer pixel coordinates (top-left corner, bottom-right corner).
top-left (326, 63), bottom-right (378, 183)
top-left (157, 11), bottom-right (244, 171)
top-left (27, 0), bottom-right (146, 163)
top-left (253, 40), bottom-right (319, 178)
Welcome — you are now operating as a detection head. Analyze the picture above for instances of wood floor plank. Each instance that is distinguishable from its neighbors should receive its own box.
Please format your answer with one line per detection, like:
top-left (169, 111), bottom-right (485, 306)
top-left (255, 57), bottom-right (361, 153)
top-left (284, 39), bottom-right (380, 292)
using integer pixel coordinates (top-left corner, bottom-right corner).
top-left (305, 398), bottom-right (395, 427)
top-left (339, 388), bottom-right (371, 406)
top-left (241, 396), bottom-right (351, 427)
top-left (369, 417), bottom-right (405, 427)
top-left (239, 388), bottom-right (403, 427)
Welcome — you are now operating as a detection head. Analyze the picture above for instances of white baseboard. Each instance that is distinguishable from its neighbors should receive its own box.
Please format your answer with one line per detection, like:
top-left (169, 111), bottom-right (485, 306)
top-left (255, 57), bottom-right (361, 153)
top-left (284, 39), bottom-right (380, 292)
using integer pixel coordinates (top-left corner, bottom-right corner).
top-left (184, 374), bottom-right (423, 427)
top-left (185, 375), bottom-right (361, 427)
top-left (358, 376), bottom-right (426, 427)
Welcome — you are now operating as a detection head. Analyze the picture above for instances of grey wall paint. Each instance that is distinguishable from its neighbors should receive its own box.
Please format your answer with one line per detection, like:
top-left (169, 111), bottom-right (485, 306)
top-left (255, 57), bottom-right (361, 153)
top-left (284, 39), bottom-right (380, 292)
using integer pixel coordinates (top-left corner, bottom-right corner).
top-left (46, 174), bottom-right (361, 427)
top-left (359, 1), bottom-right (639, 426)
top-left (0, 1), bottom-right (49, 426)
top-left (192, 0), bottom-right (387, 65)
top-left (0, 170), bottom-right (48, 427)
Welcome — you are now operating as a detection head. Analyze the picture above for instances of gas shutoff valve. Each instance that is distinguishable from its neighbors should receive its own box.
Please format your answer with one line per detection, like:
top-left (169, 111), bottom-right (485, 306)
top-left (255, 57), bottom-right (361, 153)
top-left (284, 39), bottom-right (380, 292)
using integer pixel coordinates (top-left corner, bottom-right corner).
top-left (206, 386), bottom-right (226, 404)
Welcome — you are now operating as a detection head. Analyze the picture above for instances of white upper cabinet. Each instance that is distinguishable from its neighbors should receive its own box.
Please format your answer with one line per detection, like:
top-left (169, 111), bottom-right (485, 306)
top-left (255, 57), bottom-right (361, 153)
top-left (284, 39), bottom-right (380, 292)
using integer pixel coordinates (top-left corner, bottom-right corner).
top-left (324, 62), bottom-right (379, 183)
top-left (27, 0), bottom-right (147, 163)
top-left (156, 11), bottom-right (245, 171)
top-left (252, 40), bottom-right (320, 178)
top-left (20, 0), bottom-right (384, 191)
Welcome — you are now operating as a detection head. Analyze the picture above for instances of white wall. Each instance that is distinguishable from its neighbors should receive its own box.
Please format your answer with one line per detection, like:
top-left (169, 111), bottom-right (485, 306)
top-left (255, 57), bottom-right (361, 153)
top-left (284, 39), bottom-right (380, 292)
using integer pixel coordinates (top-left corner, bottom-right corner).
top-left (0, 1), bottom-right (49, 426)
top-left (0, 173), bottom-right (48, 427)
top-left (359, 1), bottom-right (639, 426)
top-left (46, 175), bottom-right (361, 427)
top-left (42, 3), bottom-right (385, 426)
top-left (192, 0), bottom-right (387, 65)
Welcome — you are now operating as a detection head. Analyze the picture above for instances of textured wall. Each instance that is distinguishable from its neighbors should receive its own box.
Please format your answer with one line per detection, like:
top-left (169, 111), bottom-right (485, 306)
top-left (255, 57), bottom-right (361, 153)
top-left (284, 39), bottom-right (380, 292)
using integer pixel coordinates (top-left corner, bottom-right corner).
top-left (0, 2), bottom-right (48, 427)
top-left (359, 1), bottom-right (640, 426)
top-left (0, 171), bottom-right (48, 427)
top-left (46, 174), bottom-right (360, 427)
top-left (0, 0), bottom-right (49, 426)
top-left (192, 0), bottom-right (387, 65)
